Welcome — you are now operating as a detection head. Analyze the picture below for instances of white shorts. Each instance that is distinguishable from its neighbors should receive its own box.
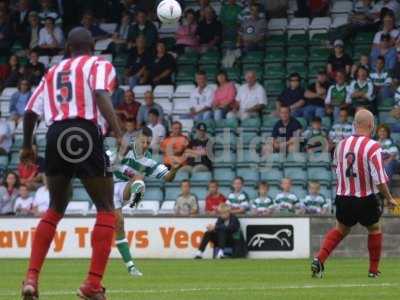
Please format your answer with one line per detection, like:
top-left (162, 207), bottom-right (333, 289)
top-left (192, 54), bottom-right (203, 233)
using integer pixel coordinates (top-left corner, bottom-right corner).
top-left (114, 181), bottom-right (129, 209)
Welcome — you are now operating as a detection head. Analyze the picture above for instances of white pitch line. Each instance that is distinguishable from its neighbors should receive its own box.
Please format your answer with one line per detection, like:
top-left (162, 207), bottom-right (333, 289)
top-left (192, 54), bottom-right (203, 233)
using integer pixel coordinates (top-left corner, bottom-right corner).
top-left (0, 283), bottom-right (398, 297)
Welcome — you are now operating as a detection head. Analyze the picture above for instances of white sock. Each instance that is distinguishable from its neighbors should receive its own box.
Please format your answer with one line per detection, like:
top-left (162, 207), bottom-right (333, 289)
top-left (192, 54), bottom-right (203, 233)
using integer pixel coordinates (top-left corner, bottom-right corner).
top-left (196, 250), bottom-right (203, 257)
top-left (217, 249), bottom-right (224, 258)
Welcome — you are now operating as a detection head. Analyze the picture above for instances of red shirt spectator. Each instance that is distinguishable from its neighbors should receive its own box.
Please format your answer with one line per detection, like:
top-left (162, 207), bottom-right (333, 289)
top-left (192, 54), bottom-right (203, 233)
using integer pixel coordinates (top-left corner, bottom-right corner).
top-left (116, 89), bottom-right (141, 123)
top-left (205, 180), bottom-right (226, 214)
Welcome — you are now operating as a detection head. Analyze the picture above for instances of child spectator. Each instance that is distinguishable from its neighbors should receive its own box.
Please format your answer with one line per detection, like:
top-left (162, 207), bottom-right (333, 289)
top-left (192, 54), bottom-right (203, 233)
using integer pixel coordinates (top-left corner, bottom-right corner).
top-left (122, 119), bottom-right (139, 145)
top-left (174, 180), bottom-right (199, 215)
top-left (347, 66), bottom-right (374, 111)
top-left (329, 107), bottom-right (353, 149)
top-left (351, 54), bottom-right (370, 79)
top-left (369, 56), bottom-right (393, 103)
top-left (277, 72), bottom-right (305, 117)
top-left (226, 176), bottom-right (250, 214)
top-left (251, 181), bottom-right (275, 216)
top-left (299, 182), bottom-right (330, 215)
top-left (274, 178), bottom-right (300, 214)
top-left (160, 121), bottom-right (189, 168)
top-left (205, 180), bottom-right (226, 215)
top-left (0, 171), bottom-right (20, 215)
top-left (376, 124), bottom-right (400, 181)
top-left (325, 70), bottom-right (350, 121)
top-left (32, 175), bottom-right (50, 216)
top-left (14, 184), bottom-right (34, 216)
top-left (303, 117), bottom-right (328, 153)
top-left (10, 79), bottom-right (32, 124)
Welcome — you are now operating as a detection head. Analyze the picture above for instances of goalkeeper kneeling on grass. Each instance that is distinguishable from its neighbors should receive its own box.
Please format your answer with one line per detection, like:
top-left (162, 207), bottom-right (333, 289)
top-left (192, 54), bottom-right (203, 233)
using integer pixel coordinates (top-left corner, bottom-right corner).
top-left (112, 127), bottom-right (182, 277)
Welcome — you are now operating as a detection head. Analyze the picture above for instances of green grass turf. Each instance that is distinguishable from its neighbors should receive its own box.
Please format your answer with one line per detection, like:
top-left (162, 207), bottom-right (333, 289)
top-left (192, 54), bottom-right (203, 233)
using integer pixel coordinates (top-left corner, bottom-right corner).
top-left (1, 258), bottom-right (400, 300)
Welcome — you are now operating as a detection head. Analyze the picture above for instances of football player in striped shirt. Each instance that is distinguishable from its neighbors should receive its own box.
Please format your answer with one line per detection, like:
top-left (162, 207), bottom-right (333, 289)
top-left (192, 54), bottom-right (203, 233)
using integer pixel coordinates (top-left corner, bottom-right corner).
top-left (113, 127), bottom-right (181, 277)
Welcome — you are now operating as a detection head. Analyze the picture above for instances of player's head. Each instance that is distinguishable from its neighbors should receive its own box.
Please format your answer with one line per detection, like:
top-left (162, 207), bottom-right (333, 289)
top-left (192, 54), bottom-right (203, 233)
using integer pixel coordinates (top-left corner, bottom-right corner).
top-left (217, 203), bottom-right (231, 220)
top-left (232, 176), bottom-right (244, 192)
top-left (66, 27), bottom-right (94, 57)
top-left (354, 109), bottom-right (375, 137)
top-left (258, 181), bottom-right (269, 196)
top-left (135, 126), bottom-right (153, 154)
top-left (281, 178), bottom-right (292, 192)
top-left (308, 181), bottom-right (320, 195)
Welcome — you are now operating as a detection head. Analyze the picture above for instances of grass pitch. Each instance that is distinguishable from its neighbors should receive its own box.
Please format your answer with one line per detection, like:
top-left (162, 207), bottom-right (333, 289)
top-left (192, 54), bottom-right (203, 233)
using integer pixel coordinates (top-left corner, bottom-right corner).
top-left (1, 258), bottom-right (400, 300)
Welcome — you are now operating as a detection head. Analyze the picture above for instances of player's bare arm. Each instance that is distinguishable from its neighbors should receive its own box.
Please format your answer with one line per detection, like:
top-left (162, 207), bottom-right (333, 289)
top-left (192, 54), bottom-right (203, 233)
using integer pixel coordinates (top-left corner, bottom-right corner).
top-left (95, 90), bottom-right (123, 142)
top-left (21, 110), bottom-right (39, 161)
top-left (377, 182), bottom-right (398, 209)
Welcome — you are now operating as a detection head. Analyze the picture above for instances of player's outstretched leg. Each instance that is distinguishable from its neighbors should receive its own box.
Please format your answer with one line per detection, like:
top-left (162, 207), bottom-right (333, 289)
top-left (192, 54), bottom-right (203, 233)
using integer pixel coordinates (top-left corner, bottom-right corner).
top-left (115, 208), bottom-right (143, 277)
top-left (78, 177), bottom-right (115, 300)
top-left (367, 223), bottom-right (382, 278)
top-left (312, 222), bottom-right (350, 278)
top-left (22, 175), bottom-right (71, 300)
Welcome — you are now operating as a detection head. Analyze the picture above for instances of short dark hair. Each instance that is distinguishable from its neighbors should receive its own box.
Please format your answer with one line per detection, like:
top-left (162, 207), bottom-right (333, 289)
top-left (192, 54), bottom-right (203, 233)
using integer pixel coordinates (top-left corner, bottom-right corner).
top-left (45, 16), bottom-right (55, 23)
top-left (289, 72), bottom-right (301, 80)
top-left (196, 70), bottom-right (207, 77)
top-left (234, 176), bottom-right (244, 183)
top-left (149, 108), bottom-right (159, 117)
top-left (181, 179), bottom-right (190, 186)
top-left (209, 180), bottom-right (219, 186)
top-left (377, 55), bottom-right (385, 63)
top-left (258, 181), bottom-right (269, 188)
top-left (312, 116), bottom-right (322, 123)
top-left (141, 126), bottom-right (153, 137)
top-left (280, 105), bottom-right (291, 112)
top-left (172, 121), bottom-right (182, 128)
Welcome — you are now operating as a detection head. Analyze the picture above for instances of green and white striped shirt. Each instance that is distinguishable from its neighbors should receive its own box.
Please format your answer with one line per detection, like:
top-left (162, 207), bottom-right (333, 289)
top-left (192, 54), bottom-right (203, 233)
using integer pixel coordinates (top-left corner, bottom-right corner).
top-left (251, 196), bottom-right (274, 212)
top-left (301, 194), bottom-right (330, 214)
top-left (370, 71), bottom-right (392, 87)
top-left (114, 143), bottom-right (169, 182)
top-left (274, 192), bottom-right (299, 213)
top-left (329, 122), bottom-right (353, 144)
top-left (347, 80), bottom-right (374, 103)
top-left (325, 84), bottom-right (350, 106)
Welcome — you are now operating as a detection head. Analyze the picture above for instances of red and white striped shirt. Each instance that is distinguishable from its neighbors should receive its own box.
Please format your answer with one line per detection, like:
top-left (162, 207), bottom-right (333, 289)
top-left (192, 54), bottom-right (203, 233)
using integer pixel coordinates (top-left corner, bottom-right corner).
top-left (25, 55), bottom-right (116, 134)
top-left (335, 135), bottom-right (388, 198)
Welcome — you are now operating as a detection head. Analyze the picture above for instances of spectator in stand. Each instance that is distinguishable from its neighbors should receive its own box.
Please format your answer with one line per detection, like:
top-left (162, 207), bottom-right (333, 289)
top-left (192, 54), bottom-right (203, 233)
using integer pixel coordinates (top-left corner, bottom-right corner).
top-left (148, 41), bottom-right (176, 85)
top-left (115, 89), bottom-right (141, 125)
top-left (264, 0), bottom-right (288, 18)
top-left (370, 56), bottom-right (393, 103)
top-left (196, 0), bottom-right (212, 21)
top-left (37, 16), bottom-right (64, 56)
top-left (277, 72), bottom-right (305, 117)
top-left (175, 9), bottom-right (199, 54)
top-left (0, 9), bottom-right (14, 57)
top-left (299, 181), bottom-right (330, 215)
top-left (0, 171), bottom-right (20, 215)
top-left (174, 180), bottom-right (199, 215)
top-left (127, 10), bottom-right (158, 51)
top-left (14, 184), bottom-right (34, 216)
top-left (372, 6), bottom-right (399, 45)
top-left (195, 203), bottom-right (247, 259)
top-left (22, 11), bottom-right (41, 50)
top-left (10, 79), bottom-right (32, 124)
top-left (212, 70), bottom-right (237, 120)
top-left (0, 113), bottom-right (12, 155)
top-left (251, 181), bottom-right (275, 216)
top-left (122, 118), bottom-right (138, 145)
top-left (137, 91), bottom-right (164, 127)
top-left (24, 50), bottom-right (46, 86)
top-left (12, 0), bottom-right (32, 39)
top-left (226, 176), bottom-right (249, 214)
top-left (376, 124), bottom-right (400, 182)
top-left (147, 109), bottom-right (166, 152)
top-left (108, 11), bottom-right (132, 56)
top-left (274, 178), bottom-right (300, 214)
top-left (237, 3), bottom-right (267, 51)
top-left (325, 70), bottom-right (350, 121)
top-left (347, 66), bottom-right (375, 111)
top-left (265, 105), bottom-right (302, 154)
top-left (329, 107), bottom-right (353, 150)
top-left (81, 12), bottom-right (109, 42)
top-left (38, 0), bottom-right (61, 26)
top-left (32, 175), bottom-right (50, 216)
top-left (111, 78), bottom-right (125, 108)
top-left (303, 71), bottom-right (330, 121)
top-left (303, 116), bottom-right (329, 153)
top-left (371, 33), bottom-right (397, 72)
top-left (295, 0), bottom-right (329, 17)
top-left (196, 6), bottom-right (222, 53)
top-left (3, 54), bottom-right (24, 88)
top-left (160, 121), bottom-right (189, 168)
top-left (391, 48), bottom-right (400, 86)
top-left (351, 54), bottom-right (370, 79)
top-left (183, 122), bottom-right (212, 173)
top-left (205, 180), bottom-right (226, 215)
top-left (347, 0), bottom-right (377, 35)
top-left (327, 40), bottom-right (353, 79)
top-left (233, 70), bottom-right (267, 120)
top-left (189, 70), bottom-right (215, 121)
top-left (18, 145), bottom-right (44, 191)
top-left (238, 0), bottom-right (266, 22)
top-left (125, 35), bottom-right (152, 88)
top-left (219, 0), bottom-right (242, 44)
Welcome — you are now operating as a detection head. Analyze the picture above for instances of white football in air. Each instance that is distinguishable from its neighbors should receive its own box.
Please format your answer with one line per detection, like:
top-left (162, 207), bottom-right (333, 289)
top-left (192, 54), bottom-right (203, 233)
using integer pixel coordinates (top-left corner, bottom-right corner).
top-left (157, 0), bottom-right (182, 23)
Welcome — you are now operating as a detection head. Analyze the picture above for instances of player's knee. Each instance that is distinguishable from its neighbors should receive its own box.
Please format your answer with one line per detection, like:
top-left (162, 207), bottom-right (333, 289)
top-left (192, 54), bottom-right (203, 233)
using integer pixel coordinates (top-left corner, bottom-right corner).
top-left (367, 223), bottom-right (381, 234)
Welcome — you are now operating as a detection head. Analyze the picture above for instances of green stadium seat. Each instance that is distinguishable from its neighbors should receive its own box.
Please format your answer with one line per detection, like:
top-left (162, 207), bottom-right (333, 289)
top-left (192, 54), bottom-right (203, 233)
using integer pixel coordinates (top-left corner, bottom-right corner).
top-left (214, 149), bottom-right (236, 165)
top-left (241, 117), bottom-right (261, 129)
top-left (191, 186), bottom-right (208, 200)
top-left (164, 186), bottom-right (181, 201)
top-left (354, 32), bottom-right (375, 44)
top-left (241, 65), bottom-right (264, 81)
top-left (199, 50), bottom-right (220, 65)
top-left (241, 51), bottom-right (264, 64)
top-left (260, 168), bottom-right (283, 184)
top-left (378, 97), bottom-right (394, 111)
top-left (262, 115), bottom-right (279, 129)
top-left (308, 47), bottom-right (329, 62)
top-left (191, 171), bottom-right (212, 184)
top-left (225, 68), bottom-right (240, 82)
top-left (268, 185), bottom-right (280, 199)
top-left (161, 37), bottom-right (176, 50)
top-left (239, 131), bottom-right (259, 145)
top-left (236, 167), bottom-right (259, 183)
top-left (12, 135), bottom-right (23, 151)
top-left (266, 34), bottom-right (286, 47)
top-left (74, 188), bottom-right (90, 202)
top-left (307, 167), bottom-right (331, 183)
top-left (292, 185), bottom-right (307, 199)
top-left (215, 118), bottom-right (239, 129)
top-left (176, 65), bottom-right (196, 81)
top-left (177, 52), bottom-right (199, 65)
top-left (286, 47), bottom-right (307, 62)
top-left (243, 186), bottom-right (257, 199)
top-left (260, 152), bottom-right (285, 167)
top-left (353, 45), bottom-right (371, 60)
top-left (288, 34), bottom-right (308, 46)
top-left (201, 65), bottom-right (218, 79)
top-left (264, 48), bottom-right (285, 63)
top-left (285, 152), bottom-right (307, 167)
top-left (0, 156), bottom-right (8, 168)
top-left (308, 62), bottom-right (327, 78)
top-left (213, 167), bottom-right (235, 183)
top-left (264, 63), bottom-right (286, 79)
top-left (286, 63), bottom-right (308, 79)
top-left (143, 188), bottom-right (163, 201)
top-left (174, 170), bottom-right (190, 181)
top-left (296, 117), bottom-right (308, 129)
top-left (113, 54), bottom-right (128, 67)
top-left (309, 33), bottom-right (328, 46)
top-left (391, 133), bottom-right (400, 145)
top-left (265, 100), bottom-right (277, 113)
top-left (322, 116), bottom-right (331, 129)
top-left (237, 148), bottom-right (259, 163)
top-left (264, 79), bottom-right (285, 96)
top-left (307, 152), bottom-right (331, 167)
top-left (284, 167), bottom-right (307, 184)
top-left (215, 131), bottom-right (237, 147)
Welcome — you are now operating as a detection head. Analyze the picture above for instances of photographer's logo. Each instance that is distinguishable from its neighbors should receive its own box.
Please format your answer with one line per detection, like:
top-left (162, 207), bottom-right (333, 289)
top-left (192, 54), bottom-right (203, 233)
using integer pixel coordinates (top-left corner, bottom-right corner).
top-left (56, 127), bottom-right (93, 163)
top-left (246, 225), bottom-right (294, 251)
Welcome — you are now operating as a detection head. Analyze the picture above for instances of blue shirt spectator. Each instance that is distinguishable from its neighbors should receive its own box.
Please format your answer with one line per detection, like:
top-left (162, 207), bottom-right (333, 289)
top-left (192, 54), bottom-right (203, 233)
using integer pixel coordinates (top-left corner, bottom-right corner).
top-left (370, 33), bottom-right (397, 72)
top-left (10, 79), bottom-right (32, 123)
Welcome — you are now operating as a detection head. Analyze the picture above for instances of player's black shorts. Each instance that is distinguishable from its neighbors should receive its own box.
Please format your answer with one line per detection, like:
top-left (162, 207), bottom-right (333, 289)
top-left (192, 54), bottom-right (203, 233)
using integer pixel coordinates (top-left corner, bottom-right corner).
top-left (335, 194), bottom-right (384, 227)
top-left (45, 118), bottom-right (111, 178)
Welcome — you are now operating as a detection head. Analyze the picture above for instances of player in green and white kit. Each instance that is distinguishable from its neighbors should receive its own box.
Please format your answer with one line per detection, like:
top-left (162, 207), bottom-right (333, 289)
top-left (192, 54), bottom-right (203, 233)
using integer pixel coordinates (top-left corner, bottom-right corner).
top-left (113, 127), bottom-right (181, 277)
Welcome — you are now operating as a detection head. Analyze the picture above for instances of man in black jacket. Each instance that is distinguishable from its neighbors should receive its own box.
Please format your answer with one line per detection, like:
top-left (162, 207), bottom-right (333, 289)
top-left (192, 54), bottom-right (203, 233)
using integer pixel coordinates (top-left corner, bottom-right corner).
top-left (195, 204), bottom-right (247, 259)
